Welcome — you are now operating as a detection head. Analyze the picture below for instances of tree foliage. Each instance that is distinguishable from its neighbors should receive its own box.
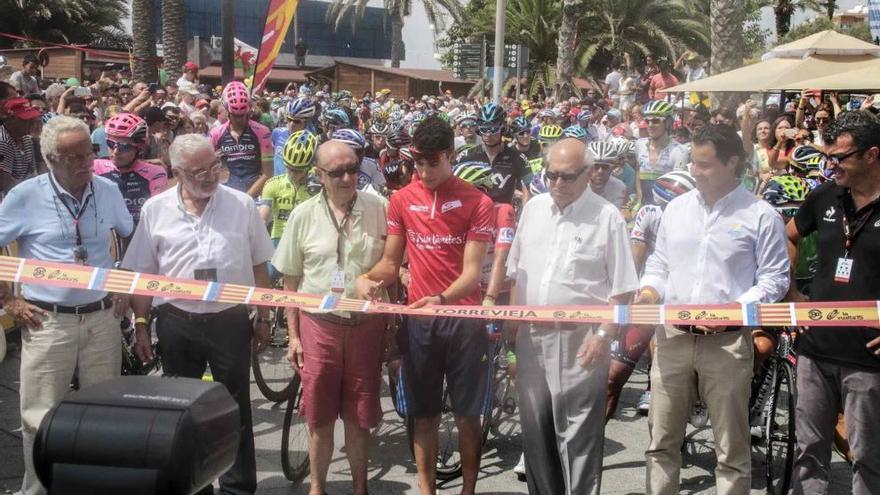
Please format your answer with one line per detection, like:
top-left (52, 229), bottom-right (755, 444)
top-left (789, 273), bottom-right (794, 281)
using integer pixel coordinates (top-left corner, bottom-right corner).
top-left (0, 0), bottom-right (130, 49)
top-left (777, 15), bottom-right (873, 45)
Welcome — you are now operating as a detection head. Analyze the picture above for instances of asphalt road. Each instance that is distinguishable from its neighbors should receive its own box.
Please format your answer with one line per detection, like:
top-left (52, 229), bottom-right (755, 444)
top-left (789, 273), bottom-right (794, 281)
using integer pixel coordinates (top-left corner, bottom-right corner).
top-left (0, 334), bottom-right (853, 494)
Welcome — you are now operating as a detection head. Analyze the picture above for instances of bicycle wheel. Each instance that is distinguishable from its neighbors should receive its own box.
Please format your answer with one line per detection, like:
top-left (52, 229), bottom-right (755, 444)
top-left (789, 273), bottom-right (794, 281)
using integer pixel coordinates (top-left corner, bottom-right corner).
top-left (765, 359), bottom-right (796, 495)
top-left (281, 383), bottom-right (310, 484)
top-left (252, 308), bottom-right (297, 402)
top-left (435, 390), bottom-right (464, 481)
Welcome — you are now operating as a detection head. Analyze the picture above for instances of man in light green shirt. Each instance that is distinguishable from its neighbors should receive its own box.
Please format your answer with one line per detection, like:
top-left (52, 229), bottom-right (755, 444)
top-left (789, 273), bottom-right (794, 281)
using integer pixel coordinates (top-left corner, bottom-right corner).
top-left (271, 140), bottom-right (388, 495)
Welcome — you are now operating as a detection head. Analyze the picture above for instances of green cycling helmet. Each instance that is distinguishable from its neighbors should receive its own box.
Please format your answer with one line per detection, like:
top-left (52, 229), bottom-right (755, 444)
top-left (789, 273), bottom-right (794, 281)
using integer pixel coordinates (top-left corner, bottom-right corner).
top-left (763, 175), bottom-right (809, 206)
top-left (643, 100), bottom-right (675, 118)
top-left (283, 130), bottom-right (319, 169)
top-left (453, 161), bottom-right (493, 189)
top-left (538, 124), bottom-right (563, 142)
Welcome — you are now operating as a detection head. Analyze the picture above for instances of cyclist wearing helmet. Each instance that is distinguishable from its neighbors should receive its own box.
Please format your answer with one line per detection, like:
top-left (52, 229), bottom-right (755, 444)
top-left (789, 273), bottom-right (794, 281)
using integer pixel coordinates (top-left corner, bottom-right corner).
top-left (635, 100), bottom-right (689, 204)
top-left (564, 125), bottom-right (589, 143)
top-left (259, 130), bottom-right (319, 248)
top-left (331, 128), bottom-right (386, 194)
top-left (460, 103), bottom-right (531, 204)
top-left (209, 81), bottom-right (273, 197)
top-left (320, 108), bottom-right (352, 140)
top-left (605, 170), bottom-right (696, 422)
top-left (453, 112), bottom-right (481, 156)
top-left (272, 96), bottom-right (317, 176)
top-left (576, 109), bottom-right (599, 142)
top-left (93, 113), bottom-right (168, 224)
top-left (453, 161), bottom-right (516, 303)
top-left (787, 144), bottom-right (826, 183)
top-left (366, 121), bottom-right (390, 160)
top-left (587, 141), bottom-right (628, 208)
top-left (609, 137), bottom-right (639, 200)
top-left (379, 126), bottom-right (413, 190)
top-left (510, 115), bottom-right (541, 161)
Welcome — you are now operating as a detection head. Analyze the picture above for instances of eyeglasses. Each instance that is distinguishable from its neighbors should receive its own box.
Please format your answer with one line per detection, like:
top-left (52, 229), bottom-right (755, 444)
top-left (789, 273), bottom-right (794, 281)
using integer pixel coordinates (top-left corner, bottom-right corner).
top-left (544, 167), bottom-right (588, 183)
top-left (183, 162), bottom-right (223, 181)
top-left (288, 118), bottom-right (308, 125)
top-left (106, 140), bottom-right (137, 153)
top-left (515, 130), bottom-right (531, 137)
top-left (826, 148), bottom-right (865, 167)
top-left (778, 206), bottom-right (799, 218)
top-left (646, 118), bottom-right (666, 125)
top-left (318, 164), bottom-right (359, 178)
top-left (477, 125), bottom-right (502, 135)
top-left (593, 162), bottom-right (613, 171)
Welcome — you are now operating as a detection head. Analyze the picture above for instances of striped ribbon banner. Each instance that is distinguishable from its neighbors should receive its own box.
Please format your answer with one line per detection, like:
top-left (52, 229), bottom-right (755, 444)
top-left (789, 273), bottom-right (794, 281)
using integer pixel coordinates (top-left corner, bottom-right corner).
top-left (0, 256), bottom-right (878, 327)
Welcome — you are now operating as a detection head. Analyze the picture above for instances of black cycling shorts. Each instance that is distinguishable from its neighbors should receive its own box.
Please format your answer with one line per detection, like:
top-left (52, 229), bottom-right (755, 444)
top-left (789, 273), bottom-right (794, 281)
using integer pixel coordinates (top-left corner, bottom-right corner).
top-left (395, 315), bottom-right (491, 418)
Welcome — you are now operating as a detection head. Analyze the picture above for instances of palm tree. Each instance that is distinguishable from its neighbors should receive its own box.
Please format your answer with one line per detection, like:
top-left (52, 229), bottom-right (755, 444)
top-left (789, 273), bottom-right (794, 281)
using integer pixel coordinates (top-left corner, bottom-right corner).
top-left (710, 0), bottom-right (744, 74)
top-left (773, 0), bottom-right (834, 37)
top-left (161, 0), bottom-right (187, 83)
top-left (554, 0), bottom-right (579, 99)
top-left (327, 0), bottom-right (464, 67)
top-left (0, 0), bottom-right (129, 48)
top-left (131, 0), bottom-right (159, 82)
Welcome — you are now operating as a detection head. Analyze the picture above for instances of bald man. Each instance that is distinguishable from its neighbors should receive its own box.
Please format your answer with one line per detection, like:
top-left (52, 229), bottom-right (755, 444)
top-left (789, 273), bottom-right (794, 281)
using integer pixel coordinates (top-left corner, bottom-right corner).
top-left (506, 138), bottom-right (639, 494)
top-left (271, 140), bottom-right (389, 495)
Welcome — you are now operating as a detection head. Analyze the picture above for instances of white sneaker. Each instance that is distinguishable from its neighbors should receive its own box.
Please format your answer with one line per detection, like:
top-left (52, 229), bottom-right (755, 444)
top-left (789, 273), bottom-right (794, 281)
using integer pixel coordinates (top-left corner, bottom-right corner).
top-left (637, 390), bottom-right (651, 415)
top-left (689, 400), bottom-right (709, 428)
top-left (514, 453), bottom-right (526, 480)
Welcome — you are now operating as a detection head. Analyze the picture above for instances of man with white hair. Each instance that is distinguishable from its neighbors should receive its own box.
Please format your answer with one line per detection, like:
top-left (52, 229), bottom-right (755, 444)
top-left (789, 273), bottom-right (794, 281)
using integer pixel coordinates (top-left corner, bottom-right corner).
top-left (506, 138), bottom-right (639, 494)
top-left (123, 133), bottom-right (274, 495)
top-left (0, 115), bottom-right (133, 495)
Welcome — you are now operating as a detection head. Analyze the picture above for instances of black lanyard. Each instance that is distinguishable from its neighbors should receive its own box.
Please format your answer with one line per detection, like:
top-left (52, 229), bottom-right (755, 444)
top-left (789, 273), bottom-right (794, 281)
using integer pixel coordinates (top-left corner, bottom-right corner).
top-left (324, 193), bottom-right (356, 266)
top-left (842, 195), bottom-right (880, 257)
top-left (49, 176), bottom-right (93, 250)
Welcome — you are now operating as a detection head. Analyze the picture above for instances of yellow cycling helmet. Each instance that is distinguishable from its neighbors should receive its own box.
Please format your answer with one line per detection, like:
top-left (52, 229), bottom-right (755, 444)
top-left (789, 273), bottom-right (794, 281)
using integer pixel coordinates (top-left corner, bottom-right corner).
top-left (283, 130), bottom-right (318, 169)
top-left (538, 124), bottom-right (564, 142)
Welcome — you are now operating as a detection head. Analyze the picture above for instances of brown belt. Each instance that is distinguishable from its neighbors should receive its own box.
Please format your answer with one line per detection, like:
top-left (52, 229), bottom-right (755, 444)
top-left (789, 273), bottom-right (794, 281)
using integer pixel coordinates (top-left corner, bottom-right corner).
top-left (674, 325), bottom-right (743, 336)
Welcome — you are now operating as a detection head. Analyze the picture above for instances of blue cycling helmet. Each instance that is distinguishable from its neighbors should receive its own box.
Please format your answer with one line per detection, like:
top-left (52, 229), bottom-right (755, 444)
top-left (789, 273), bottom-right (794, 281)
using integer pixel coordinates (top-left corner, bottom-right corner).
top-left (563, 125), bottom-right (588, 142)
top-left (478, 102), bottom-right (506, 126)
top-left (331, 128), bottom-right (367, 150)
top-left (286, 96), bottom-right (316, 119)
top-left (529, 170), bottom-right (548, 195)
top-left (576, 109), bottom-right (592, 122)
top-left (511, 116), bottom-right (531, 134)
top-left (321, 108), bottom-right (351, 128)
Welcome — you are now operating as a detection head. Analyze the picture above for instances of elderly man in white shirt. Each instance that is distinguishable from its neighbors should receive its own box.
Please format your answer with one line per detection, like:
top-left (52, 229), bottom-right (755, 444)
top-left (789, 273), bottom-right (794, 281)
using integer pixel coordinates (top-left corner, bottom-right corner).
top-left (636, 124), bottom-right (790, 495)
top-left (506, 138), bottom-right (639, 495)
top-left (123, 133), bottom-right (274, 495)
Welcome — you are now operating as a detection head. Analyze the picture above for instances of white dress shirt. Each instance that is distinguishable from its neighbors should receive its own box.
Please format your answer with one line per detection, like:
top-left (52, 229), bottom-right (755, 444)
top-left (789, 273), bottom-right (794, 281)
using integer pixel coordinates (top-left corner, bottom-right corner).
top-left (641, 185), bottom-right (790, 305)
top-left (507, 188), bottom-right (639, 307)
top-left (122, 184), bottom-right (274, 313)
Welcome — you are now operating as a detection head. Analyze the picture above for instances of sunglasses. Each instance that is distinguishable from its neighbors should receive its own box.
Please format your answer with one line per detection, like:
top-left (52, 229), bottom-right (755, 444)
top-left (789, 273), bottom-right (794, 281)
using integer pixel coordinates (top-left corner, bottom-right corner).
top-left (593, 162), bottom-right (613, 170)
top-left (318, 164), bottom-right (359, 178)
top-left (545, 167), bottom-right (588, 183)
top-left (288, 117), bottom-right (308, 125)
top-left (477, 125), bottom-right (502, 135)
top-left (826, 148), bottom-right (865, 167)
top-left (646, 118), bottom-right (666, 125)
top-left (515, 130), bottom-right (531, 137)
top-left (778, 206), bottom-right (799, 218)
top-left (106, 140), bottom-right (138, 153)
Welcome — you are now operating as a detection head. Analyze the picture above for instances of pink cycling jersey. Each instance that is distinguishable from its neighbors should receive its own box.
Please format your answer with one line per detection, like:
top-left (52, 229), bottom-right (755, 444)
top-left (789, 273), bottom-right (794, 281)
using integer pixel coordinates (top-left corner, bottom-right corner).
top-left (387, 176), bottom-right (495, 305)
top-left (209, 120), bottom-right (272, 193)
top-left (93, 159), bottom-right (168, 223)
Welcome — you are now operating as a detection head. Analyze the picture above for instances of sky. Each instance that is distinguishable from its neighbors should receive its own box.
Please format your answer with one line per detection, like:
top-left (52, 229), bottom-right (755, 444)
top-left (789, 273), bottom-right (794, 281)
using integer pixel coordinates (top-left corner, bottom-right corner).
top-left (123, 0), bottom-right (868, 70)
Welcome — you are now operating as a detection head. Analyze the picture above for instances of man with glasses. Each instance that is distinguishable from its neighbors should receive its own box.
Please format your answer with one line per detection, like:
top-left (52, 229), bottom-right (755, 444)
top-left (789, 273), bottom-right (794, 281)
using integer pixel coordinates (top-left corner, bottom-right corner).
top-left (272, 97), bottom-right (316, 176)
top-left (635, 100), bottom-right (689, 204)
top-left (453, 112), bottom-right (480, 158)
top-left (123, 133), bottom-right (274, 495)
top-left (272, 141), bottom-right (389, 495)
top-left (460, 103), bottom-right (531, 205)
top-left (92, 113), bottom-right (168, 225)
top-left (787, 111), bottom-right (880, 495)
top-left (506, 137), bottom-right (639, 494)
top-left (587, 141), bottom-right (628, 208)
top-left (0, 116), bottom-right (133, 495)
top-left (636, 124), bottom-right (789, 494)
top-left (356, 116), bottom-right (494, 495)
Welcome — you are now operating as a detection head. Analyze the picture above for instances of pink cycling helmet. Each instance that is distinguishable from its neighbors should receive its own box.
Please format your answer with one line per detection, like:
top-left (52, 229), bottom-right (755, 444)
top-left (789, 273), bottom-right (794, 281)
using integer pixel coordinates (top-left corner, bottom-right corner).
top-left (222, 81), bottom-right (251, 116)
top-left (105, 112), bottom-right (148, 144)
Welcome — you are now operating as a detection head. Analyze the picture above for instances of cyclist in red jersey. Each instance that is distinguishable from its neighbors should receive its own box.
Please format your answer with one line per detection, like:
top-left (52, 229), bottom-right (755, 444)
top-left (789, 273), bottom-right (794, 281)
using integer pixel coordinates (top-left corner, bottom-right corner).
top-left (92, 113), bottom-right (168, 225)
top-left (356, 117), bottom-right (494, 495)
top-left (209, 81), bottom-right (273, 197)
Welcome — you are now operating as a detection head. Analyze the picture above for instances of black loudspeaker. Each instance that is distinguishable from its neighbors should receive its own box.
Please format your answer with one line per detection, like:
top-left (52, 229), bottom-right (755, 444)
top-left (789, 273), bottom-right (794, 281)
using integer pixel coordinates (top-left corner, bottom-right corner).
top-left (34, 376), bottom-right (240, 495)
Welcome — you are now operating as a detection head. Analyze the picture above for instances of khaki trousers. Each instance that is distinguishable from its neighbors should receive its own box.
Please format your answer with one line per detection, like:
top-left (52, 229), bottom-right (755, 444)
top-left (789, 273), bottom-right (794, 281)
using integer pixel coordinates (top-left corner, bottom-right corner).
top-left (645, 325), bottom-right (753, 495)
top-left (18, 308), bottom-right (121, 495)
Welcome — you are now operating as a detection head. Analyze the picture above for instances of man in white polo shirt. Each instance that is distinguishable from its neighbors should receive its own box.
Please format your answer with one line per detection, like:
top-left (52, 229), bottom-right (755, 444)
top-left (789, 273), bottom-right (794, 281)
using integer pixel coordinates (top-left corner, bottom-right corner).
top-left (123, 133), bottom-right (274, 495)
top-left (0, 115), bottom-right (133, 495)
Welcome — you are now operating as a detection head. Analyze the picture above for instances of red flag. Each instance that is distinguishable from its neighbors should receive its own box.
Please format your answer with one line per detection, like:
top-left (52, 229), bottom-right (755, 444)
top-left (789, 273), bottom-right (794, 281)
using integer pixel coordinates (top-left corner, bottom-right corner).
top-left (252, 0), bottom-right (299, 93)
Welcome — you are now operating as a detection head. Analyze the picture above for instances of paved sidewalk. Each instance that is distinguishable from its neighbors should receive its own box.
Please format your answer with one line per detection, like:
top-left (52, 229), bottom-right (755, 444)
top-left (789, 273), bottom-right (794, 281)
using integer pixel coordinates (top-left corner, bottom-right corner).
top-left (0, 332), bottom-right (852, 494)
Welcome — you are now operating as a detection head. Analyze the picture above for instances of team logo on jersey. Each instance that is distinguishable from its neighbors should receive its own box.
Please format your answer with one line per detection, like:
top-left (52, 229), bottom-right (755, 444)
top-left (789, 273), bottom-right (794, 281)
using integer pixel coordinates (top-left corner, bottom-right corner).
top-left (874, 218), bottom-right (880, 228)
top-left (409, 204), bottom-right (429, 213)
top-left (824, 206), bottom-right (837, 223)
top-left (441, 200), bottom-right (463, 213)
top-left (498, 227), bottom-right (515, 243)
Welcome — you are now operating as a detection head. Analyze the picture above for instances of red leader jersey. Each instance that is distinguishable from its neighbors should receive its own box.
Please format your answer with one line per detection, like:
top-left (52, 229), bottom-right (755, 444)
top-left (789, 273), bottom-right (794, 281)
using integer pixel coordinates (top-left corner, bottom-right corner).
top-left (387, 175), bottom-right (495, 305)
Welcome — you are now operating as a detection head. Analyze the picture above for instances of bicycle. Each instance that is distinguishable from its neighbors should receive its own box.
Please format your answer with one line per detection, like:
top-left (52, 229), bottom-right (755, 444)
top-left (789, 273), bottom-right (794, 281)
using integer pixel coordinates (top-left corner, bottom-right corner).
top-left (251, 302), bottom-right (298, 402)
top-left (280, 379), bottom-right (310, 484)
